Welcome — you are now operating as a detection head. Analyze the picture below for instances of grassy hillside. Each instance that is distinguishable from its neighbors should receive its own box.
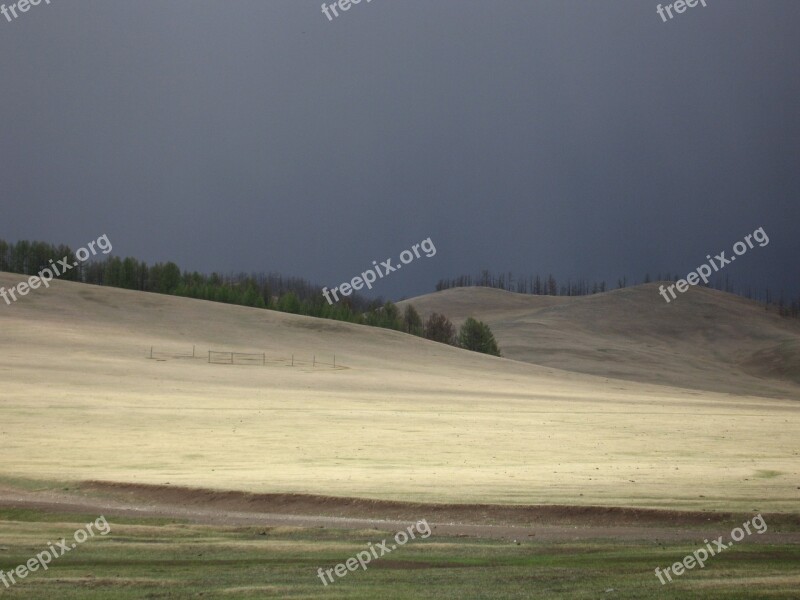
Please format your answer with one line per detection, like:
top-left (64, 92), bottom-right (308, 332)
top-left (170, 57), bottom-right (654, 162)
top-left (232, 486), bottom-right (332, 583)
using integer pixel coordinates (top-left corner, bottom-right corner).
top-left (400, 284), bottom-right (800, 397)
top-left (1, 273), bottom-right (798, 511)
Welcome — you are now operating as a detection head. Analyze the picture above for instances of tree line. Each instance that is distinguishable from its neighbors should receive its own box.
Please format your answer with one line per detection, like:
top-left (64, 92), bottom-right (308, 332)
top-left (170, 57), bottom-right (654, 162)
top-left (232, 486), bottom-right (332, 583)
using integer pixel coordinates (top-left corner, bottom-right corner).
top-left (435, 269), bottom-right (800, 318)
top-left (0, 238), bottom-right (502, 355)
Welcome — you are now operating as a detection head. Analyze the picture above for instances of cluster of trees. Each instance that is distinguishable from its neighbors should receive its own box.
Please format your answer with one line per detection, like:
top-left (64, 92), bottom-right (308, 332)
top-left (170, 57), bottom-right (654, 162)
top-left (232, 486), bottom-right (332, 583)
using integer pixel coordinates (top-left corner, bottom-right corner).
top-left (435, 269), bottom-right (800, 316)
top-left (0, 238), bottom-right (503, 356)
top-left (0, 239), bottom-right (375, 318)
top-left (366, 304), bottom-right (500, 356)
top-left (436, 271), bottom-right (599, 296)
top-left (0, 240), bottom-right (80, 281)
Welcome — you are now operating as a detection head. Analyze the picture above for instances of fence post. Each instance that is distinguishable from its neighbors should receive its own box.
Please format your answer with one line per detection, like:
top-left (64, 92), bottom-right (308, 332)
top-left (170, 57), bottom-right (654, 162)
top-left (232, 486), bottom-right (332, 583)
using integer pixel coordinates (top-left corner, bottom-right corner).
top-left (208, 350), bottom-right (211, 364)
top-left (263, 353), bottom-right (266, 366)
top-left (313, 355), bottom-right (315, 367)
top-left (334, 354), bottom-right (336, 368)
top-left (192, 345), bottom-right (195, 358)
top-left (150, 346), bottom-right (153, 359)
top-left (291, 354), bottom-right (294, 367)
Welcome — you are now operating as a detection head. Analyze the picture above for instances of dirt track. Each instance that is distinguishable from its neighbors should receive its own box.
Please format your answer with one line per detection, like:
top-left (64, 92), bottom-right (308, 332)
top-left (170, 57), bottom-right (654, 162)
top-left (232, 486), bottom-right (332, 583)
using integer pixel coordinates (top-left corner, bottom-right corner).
top-left (1, 481), bottom-right (798, 544)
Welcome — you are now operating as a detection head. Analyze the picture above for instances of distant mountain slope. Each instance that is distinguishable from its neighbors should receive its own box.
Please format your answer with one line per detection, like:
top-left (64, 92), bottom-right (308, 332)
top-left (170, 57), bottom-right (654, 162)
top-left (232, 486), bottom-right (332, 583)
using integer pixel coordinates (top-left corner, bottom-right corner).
top-left (400, 284), bottom-right (800, 398)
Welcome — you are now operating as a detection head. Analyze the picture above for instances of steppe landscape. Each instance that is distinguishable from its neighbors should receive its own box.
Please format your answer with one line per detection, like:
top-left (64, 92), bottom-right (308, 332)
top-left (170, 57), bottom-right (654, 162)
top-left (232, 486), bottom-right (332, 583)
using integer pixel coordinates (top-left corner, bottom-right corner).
top-left (1, 274), bottom-right (798, 597)
top-left (2, 1), bottom-right (798, 597)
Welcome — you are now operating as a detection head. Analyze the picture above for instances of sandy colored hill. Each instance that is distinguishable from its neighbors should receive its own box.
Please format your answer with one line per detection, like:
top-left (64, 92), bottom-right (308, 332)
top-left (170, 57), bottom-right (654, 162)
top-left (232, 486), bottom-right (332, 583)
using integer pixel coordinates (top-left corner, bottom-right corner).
top-left (0, 273), bottom-right (798, 512)
top-left (400, 284), bottom-right (800, 397)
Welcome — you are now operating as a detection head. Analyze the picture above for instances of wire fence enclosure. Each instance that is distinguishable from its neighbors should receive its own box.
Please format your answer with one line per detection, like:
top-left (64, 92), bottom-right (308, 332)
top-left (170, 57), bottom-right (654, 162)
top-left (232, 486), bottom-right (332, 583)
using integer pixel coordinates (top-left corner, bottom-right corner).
top-left (147, 346), bottom-right (199, 361)
top-left (146, 346), bottom-right (343, 370)
top-left (208, 351), bottom-right (265, 365)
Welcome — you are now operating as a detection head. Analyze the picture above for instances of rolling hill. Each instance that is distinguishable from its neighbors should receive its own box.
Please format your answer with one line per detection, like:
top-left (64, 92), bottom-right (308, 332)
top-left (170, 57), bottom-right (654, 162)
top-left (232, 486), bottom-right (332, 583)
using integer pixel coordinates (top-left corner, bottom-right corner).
top-left (400, 284), bottom-right (800, 398)
top-left (1, 273), bottom-right (798, 511)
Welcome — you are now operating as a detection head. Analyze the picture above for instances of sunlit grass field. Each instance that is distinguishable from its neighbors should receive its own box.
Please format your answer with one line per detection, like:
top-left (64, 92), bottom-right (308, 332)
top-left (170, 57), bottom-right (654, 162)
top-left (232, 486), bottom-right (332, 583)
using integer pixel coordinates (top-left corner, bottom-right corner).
top-left (1, 509), bottom-right (798, 599)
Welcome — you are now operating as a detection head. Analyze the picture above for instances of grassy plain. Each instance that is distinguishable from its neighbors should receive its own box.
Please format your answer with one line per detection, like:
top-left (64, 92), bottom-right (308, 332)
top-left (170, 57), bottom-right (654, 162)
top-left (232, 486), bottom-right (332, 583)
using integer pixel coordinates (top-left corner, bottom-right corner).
top-left (1, 509), bottom-right (799, 599)
top-left (1, 275), bottom-right (798, 598)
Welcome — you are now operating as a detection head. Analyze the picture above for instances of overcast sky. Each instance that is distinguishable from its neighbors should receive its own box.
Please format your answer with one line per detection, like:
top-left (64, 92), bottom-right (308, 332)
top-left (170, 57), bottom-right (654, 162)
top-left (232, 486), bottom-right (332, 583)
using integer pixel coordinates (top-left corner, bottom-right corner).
top-left (1, 0), bottom-right (798, 300)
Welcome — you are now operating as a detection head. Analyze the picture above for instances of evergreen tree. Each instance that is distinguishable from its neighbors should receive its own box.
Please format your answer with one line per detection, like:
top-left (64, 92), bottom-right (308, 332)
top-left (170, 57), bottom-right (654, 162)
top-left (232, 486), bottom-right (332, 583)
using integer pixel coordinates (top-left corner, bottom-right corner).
top-left (159, 262), bottom-right (181, 294)
top-left (402, 304), bottom-right (423, 335)
top-left (277, 291), bottom-right (301, 314)
top-left (457, 317), bottom-right (501, 356)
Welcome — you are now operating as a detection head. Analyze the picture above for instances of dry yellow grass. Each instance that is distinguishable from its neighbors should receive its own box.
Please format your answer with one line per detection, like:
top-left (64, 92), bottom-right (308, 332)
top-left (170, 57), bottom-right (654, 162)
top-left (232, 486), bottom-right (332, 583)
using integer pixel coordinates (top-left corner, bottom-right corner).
top-left (1, 273), bottom-right (798, 511)
top-left (400, 284), bottom-right (800, 397)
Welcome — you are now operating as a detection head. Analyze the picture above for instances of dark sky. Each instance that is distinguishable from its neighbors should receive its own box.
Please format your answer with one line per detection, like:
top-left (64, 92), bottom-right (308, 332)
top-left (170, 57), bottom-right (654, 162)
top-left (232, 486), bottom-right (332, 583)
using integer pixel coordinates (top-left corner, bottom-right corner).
top-left (2, 0), bottom-right (798, 300)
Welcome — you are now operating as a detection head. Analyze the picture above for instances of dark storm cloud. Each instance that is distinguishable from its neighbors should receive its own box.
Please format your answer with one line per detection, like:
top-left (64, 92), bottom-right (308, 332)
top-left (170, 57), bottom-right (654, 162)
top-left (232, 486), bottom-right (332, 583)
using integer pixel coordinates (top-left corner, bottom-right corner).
top-left (1, 0), bottom-right (798, 299)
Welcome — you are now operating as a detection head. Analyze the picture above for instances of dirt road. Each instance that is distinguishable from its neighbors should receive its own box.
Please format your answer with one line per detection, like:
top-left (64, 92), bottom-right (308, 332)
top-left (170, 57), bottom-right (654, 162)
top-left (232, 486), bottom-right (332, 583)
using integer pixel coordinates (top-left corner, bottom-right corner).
top-left (2, 481), bottom-right (798, 544)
